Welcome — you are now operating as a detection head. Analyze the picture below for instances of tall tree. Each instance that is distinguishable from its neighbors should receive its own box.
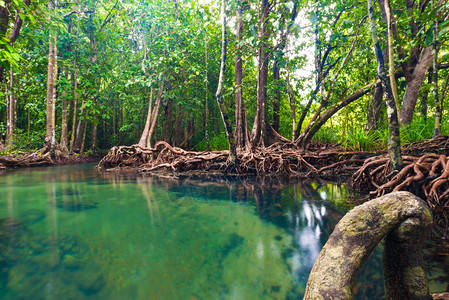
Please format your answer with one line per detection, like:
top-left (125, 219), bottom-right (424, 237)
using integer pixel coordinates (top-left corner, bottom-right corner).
top-left (138, 82), bottom-right (165, 149)
top-left (216, 0), bottom-right (237, 164)
top-left (367, 0), bottom-right (402, 170)
top-left (234, 0), bottom-right (250, 150)
top-left (5, 66), bottom-right (16, 146)
top-left (432, 0), bottom-right (441, 137)
top-left (45, 0), bottom-right (58, 154)
top-left (251, 0), bottom-right (287, 147)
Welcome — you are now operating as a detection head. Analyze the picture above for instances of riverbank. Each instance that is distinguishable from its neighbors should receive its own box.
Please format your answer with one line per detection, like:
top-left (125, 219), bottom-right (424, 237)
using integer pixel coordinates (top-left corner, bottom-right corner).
top-left (97, 136), bottom-right (449, 238)
top-left (0, 151), bottom-right (100, 171)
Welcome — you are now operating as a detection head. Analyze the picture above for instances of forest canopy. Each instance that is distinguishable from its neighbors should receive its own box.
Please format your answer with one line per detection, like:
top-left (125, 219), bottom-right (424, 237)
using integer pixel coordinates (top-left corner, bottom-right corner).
top-left (0, 0), bottom-right (448, 155)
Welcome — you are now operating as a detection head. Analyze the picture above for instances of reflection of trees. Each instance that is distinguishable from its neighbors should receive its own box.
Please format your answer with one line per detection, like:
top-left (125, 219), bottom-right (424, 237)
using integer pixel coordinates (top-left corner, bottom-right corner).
top-left (98, 172), bottom-right (349, 286)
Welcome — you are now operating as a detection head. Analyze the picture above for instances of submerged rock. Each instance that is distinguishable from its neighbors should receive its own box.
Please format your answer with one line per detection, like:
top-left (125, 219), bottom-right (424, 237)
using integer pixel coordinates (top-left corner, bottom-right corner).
top-left (73, 263), bottom-right (105, 294)
top-left (54, 198), bottom-right (98, 212)
top-left (22, 209), bottom-right (46, 226)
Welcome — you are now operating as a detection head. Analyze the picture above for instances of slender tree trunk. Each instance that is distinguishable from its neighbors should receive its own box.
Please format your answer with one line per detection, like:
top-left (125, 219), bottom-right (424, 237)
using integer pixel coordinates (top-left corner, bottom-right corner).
top-left (46, 0), bottom-right (58, 153)
top-left (91, 120), bottom-right (98, 152)
top-left (27, 105), bottom-right (30, 143)
top-left (216, 0), bottom-right (237, 164)
top-left (432, 0), bottom-right (441, 137)
top-left (273, 56), bottom-right (281, 133)
top-left (295, 5), bottom-right (320, 139)
top-left (296, 80), bottom-right (380, 150)
top-left (60, 66), bottom-right (69, 151)
top-left (163, 98), bottom-right (173, 144)
top-left (73, 97), bottom-right (85, 153)
top-left (234, 2), bottom-right (249, 150)
top-left (80, 114), bottom-right (87, 155)
top-left (6, 65), bottom-right (15, 147)
top-left (252, 0), bottom-right (269, 147)
top-left (421, 84), bottom-right (429, 124)
top-left (367, 0), bottom-right (403, 170)
top-left (69, 59), bottom-right (78, 153)
top-left (205, 30), bottom-right (210, 151)
top-left (286, 59), bottom-right (296, 140)
top-left (368, 83), bottom-right (384, 130)
top-left (385, 0), bottom-right (399, 116)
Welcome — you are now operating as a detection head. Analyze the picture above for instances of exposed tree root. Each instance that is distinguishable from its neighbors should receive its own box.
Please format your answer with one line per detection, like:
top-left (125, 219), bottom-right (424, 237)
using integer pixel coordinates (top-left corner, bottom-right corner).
top-left (99, 136), bottom-right (449, 233)
top-left (98, 141), bottom-right (362, 176)
top-left (0, 142), bottom-right (94, 170)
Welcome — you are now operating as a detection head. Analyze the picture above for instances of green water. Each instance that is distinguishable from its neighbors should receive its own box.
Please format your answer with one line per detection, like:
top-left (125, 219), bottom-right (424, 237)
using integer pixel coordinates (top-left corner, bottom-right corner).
top-left (0, 164), bottom-right (446, 299)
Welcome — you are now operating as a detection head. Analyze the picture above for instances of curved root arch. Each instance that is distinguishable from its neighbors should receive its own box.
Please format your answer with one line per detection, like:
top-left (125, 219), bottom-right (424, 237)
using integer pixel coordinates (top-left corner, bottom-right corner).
top-left (305, 192), bottom-right (433, 300)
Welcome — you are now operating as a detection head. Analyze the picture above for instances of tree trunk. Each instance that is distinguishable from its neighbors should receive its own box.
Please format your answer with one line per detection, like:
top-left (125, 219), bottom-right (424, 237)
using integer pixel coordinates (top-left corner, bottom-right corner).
top-left (80, 114), bottom-right (88, 155)
top-left (400, 47), bottom-right (433, 125)
top-left (234, 3), bottom-right (250, 150)
top-left (91, 119), bottom-right (98, 152)
top-left (73, 97), bottom-right (85, 153)
top-left (205, 30), bottom-right (210, 151)
top-left (45, 0), bottom-right (58, 153)
top-left (0, 0), bottom-right (31, 84)
top-left (367, 0), bottom-right (403, 170)
top-left (216, 0), bottom-right (237, 164)
top-left (6, 65), bottom-right (15, 147)
top-left (367, 83), bottom-right (384, 130)
top-left (60, 66), bottom-right (69, 151)
top-left (273, 55), bottom-right (281, 133)
top-left (69, 59), bottom-right (78, 153)
top-left (138, 81), bottom-right (165, 149)
top-left (432, 1), bottom-right (441, 137)
top-left (163, 98), bottom-right (173, 144)
top-left (385, 0), bottom-right (399, 115)
top-left (286, 59), bottom-right (296, 140)
top-left (296, 80), bottom-right (379, 150)
top-left (251, 0), bottom-right (271, 147)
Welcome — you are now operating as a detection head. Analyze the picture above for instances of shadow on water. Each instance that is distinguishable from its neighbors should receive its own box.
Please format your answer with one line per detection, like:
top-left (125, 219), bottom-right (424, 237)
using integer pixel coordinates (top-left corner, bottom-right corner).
top-left (0, 164), bottom-right (447, 299)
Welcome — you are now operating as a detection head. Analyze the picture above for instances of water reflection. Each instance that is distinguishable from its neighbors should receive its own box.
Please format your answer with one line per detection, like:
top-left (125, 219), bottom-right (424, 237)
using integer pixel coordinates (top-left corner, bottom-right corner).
top-left (0, 165), bottom-right (447, 299)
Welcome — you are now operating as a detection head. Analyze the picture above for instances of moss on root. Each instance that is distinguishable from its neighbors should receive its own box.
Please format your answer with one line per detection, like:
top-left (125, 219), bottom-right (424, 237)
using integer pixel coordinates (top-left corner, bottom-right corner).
top-left (304, 191), bottom-right (433, 300)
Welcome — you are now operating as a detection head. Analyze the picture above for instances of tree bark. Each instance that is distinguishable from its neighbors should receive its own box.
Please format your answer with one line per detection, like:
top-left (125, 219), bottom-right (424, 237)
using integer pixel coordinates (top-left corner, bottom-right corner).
top-left (216, 0), bottom-right (237, 164)
top-left (432, 0), bottom-right (441, 137)
top-left (138, 81), bottom-right (165, 149)
top-left (367, 0), bottom-right (403, 170)
top-left (91, 120), bottom-right (98, 152)
top-left (205, 30), bottom-right (210, 151)
top-left (69, 58), bottom-right (78, 153)
top-left (6, 65), bottom-right (15, 147)
top-left (60, 66), bottom-right (69, 151)
top-left (367, 83), bottom-right (384, 130)
top-left (251, 0), bottom-right (286, 147)
top-left (400, 47), bottom-right (433, 125)
top-left (296, 80), bottom-right (379, 150)
top-left (45, 0), bottom-right (58, 154)
top-left (234, 2), bottom-right (250, 150)
top-left (385, 0), bottom-right (400, 117)
top-left (73, 97), bottom-right (84, 153)
top-left (286, 59), bottom-right (296, 140)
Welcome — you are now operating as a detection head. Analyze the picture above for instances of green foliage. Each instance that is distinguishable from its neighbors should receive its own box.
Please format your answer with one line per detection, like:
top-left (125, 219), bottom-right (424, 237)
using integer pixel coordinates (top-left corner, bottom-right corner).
top-left (342, 127), bottom-right (380, 152)
top-left (313, 126), bottom-right (340, 144)
top-left (197, 133), bottom-right (229, 151)
top-left (0, 0), bottom-right (447, 154)
top-left (400, 118), bottom-right (435, 144)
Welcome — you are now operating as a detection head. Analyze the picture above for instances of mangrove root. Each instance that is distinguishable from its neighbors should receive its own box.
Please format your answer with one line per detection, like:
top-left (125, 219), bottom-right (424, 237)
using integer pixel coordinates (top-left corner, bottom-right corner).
top-left (304, 191), bottom-right (433, 300)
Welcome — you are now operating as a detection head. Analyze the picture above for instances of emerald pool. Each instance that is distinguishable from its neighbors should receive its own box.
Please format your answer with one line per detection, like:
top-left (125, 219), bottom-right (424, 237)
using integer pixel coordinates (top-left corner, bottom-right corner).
top-left (0, 164), bottom-right (447, 299)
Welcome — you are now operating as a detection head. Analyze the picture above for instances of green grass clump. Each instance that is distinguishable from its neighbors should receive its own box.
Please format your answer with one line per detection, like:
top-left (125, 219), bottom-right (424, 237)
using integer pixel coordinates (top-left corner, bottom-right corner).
top-left (342, 127), bottom-right (380, 152)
